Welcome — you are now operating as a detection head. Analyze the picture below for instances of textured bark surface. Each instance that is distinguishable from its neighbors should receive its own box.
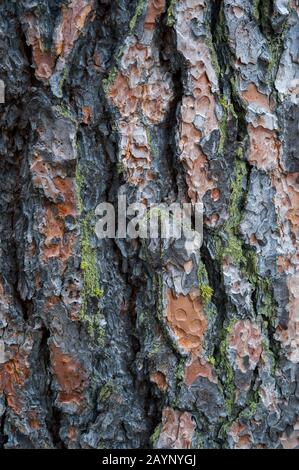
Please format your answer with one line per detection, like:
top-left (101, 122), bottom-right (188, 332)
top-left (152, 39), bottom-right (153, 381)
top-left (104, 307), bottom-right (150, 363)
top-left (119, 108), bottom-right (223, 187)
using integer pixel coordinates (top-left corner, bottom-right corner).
top-left (0, 0), bottom-right (298, 449)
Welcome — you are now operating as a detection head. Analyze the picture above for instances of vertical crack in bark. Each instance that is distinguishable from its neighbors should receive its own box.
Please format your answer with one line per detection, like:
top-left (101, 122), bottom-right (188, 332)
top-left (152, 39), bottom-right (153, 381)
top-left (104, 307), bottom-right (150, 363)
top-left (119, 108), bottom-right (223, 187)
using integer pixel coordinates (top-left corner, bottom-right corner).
top-left (40, 326), bottom-right (64, 448)
top-left (0, 406), bottom-right (8, 448)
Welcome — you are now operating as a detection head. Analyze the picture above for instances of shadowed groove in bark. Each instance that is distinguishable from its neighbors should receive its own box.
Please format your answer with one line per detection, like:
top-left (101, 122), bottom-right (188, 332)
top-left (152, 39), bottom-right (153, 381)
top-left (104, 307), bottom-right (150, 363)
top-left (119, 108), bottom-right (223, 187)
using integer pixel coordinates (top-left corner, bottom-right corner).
top-left (0, 406), bottom-right (8, 448)
top-left (40, 326), bottom-right (64, 448)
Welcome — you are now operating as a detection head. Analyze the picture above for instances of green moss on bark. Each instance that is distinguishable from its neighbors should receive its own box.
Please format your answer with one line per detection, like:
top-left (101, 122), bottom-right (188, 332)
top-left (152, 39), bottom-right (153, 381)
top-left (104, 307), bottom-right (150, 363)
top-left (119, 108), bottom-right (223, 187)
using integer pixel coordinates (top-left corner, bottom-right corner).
top-left (218, 96), bottom-right (237, 155)
top-left (149, 424), bottom-right (162, 448)
top-left (102, 66), bottom-right (118, 94)
top-left (167, 0), bottom-right (177, 27)
top-left (76, 164), bottom-right (105, 344)
top-left (99, 382), bottom-right (114, 401)
top-left (197, 261), bottom-right (213, 306)
top-left (216, 148), bottom-right (247, 266)
top-left (129, 0), bottom-right (146, 33)
top-left (217, 319), bottom-right (237, 417)
top-left (252, 0), bottom-right (288, 78)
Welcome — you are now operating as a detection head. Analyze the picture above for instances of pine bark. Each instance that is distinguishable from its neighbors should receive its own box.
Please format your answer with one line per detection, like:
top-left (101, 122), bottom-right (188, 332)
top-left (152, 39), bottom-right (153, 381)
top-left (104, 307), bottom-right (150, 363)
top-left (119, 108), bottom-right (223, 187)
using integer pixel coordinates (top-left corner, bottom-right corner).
top-left (0, 0), bottom-right (298, 449)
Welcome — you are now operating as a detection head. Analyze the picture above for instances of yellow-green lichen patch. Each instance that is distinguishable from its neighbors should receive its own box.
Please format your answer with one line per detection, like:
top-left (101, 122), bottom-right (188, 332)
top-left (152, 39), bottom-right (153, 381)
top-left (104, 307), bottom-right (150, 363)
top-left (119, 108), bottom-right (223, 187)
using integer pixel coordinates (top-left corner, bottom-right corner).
top-left (149, 423), bottom-right (162, 448)
top-left (207, 356), bottom-right (216, 367)
top-left (116, 161), bottom-right (125, 176)
top-left (215, 148), bottom-right (277, 321)
top-left (261, 338), bottom-right (277, 374)
top-left (258, 278), bottom-right (275, 318)
top-left (145, 126), bottom-right (158, 157)
top-left (174, 358), bottom-right (185, 383)
top-left (148, 339), bottom-right (162, 359)
top-left (76, 164), bottom-right (105, 343)
top-left (216, 148), bottom-right (247, 266)
top-left (167, 0), bottom-right (177, 27)
top-left (197, 260), bottom-right (214, 306)
top-left (99, 381), bottom-right (114, 402)
top-left (78, 213), bottom-right (105, 342)
top-left (239, 401), bottom-right (258, 420)
top-left (204, 1), bottom-right (226, 86)
top-left (205, 32), bottom-right (222, 79)
top-left (218, 319), bottom-right (237, 417)
top-left (102, 66), bottom-right (118, 94)
top-left (252, 0), bottom-right (289, 78)
top-left (129, 0), bottom-right (146, 33)
top-left (218, 96), bottom-right (238, 155)
top-left (252, 0), bottom-right (260, 23)
top-left (54, 103), bottom-right (77, 125)
top-left (80, 214), bottom-right (104, 300)
top-left (195, 432), bottom-right (205, 449)
top-left (75, 164), bottom-right (84, 214)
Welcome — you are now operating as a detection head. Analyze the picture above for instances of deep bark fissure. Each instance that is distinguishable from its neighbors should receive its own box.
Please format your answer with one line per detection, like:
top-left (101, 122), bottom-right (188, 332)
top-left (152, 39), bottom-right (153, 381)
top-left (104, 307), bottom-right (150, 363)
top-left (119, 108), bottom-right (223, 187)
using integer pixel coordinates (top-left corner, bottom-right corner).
top-left (40, 326), bottom-right (65, 448)
top-left (0, 406), bottom-right (8, 449)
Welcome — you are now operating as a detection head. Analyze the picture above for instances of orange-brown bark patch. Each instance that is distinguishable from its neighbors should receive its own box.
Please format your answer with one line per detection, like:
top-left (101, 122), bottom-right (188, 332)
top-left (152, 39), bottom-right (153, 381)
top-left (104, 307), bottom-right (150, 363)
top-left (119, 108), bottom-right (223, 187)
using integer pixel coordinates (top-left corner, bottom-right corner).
top-left (184, 358), bottom-right (217, 386)
top-left (53, 176), bottom-right (77, 217)
top-left (242, 83), bottom-right (271, 111)
top-left (68, 425), bottom-right (78, 441)
top-left (276, 271), bottom-right (299, 363)
top-left (156, 408), bottom-right (196, 449)
top-left (107, 16), bottom-right (173, 186)
top-left (150, 371), bottom-right (167, 391)
top-left (167, 289), bottom-right (207, 356)
top-left (229, 421), bottom-right (252, 449)
top-left (248, 125), bottom-right (281, 170)
top-left (45, 296), bottom-right (61, 310)
top-left (41, 205), bottom-right (75, 262)
top-left (24, 14), bottom-right (56, 80)
top-left (51, 345), bottom-right (87, 408)
top-left (144, 0), bottom-right (166, 30)
top-left (229, 320), bottom-right (263, 375)
top-left (55, 0), bottom-right (94, 59)
top-left (271, 171), bottom-right (299, 362)
top-left (28, 410), bottom-right (41, 430)
top-left (0, 351), bottom-right (30, 415)
top-left (273, 173), bottom-right (299, 237)
top-left (82, 106), bottom-right (92, 124)
top-left (211, 188), bottom-right (221, 202)
top-left (109, 73), bottom-right (140, 117)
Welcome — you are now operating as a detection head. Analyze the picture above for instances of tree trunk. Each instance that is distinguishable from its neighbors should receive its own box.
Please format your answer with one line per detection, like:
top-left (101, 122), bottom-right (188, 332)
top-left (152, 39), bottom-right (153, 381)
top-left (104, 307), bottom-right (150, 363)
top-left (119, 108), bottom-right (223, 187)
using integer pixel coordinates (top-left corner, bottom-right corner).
top-left (0, 0), bottom-right (298, 449)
